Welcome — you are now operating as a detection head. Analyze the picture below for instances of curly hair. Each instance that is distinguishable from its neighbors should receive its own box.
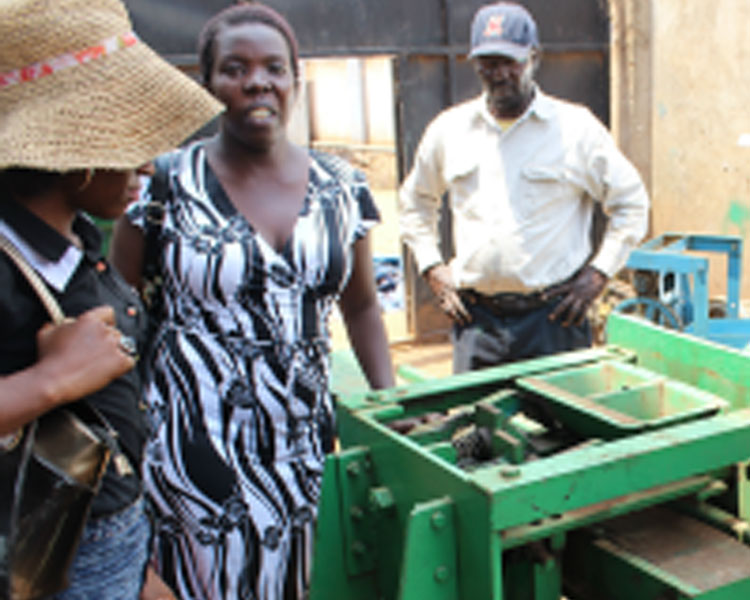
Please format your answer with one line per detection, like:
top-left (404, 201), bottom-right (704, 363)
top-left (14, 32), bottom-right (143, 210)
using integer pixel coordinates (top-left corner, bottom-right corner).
top-left (197, 2), bottom-right (300, 88)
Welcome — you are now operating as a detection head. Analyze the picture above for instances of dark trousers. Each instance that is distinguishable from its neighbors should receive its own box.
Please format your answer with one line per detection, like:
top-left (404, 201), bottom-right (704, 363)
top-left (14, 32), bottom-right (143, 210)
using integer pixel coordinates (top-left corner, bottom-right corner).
top-left (452, 297), bottom-right (592, 374)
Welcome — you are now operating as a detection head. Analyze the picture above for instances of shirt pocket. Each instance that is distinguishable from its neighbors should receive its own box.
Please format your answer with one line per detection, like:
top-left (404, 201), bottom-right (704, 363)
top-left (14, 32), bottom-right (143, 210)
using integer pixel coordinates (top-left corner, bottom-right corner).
top-left (100, 266), bottom-right (148, 345)
top-left (443, 158), bottom-right (480, 213)
top-left (520, 164), bottom-right (577, 218)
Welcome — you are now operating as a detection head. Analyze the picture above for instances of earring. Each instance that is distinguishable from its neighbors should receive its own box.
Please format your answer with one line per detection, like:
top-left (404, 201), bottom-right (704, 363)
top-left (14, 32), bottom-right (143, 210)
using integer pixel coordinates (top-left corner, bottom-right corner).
top-left (77, 168), bottom-right (95, 192)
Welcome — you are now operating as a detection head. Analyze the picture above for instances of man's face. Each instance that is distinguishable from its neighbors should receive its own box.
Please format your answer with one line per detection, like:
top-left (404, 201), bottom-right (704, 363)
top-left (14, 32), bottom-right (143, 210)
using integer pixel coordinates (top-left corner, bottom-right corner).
top-left (475, 52), bottom-right (536, 119)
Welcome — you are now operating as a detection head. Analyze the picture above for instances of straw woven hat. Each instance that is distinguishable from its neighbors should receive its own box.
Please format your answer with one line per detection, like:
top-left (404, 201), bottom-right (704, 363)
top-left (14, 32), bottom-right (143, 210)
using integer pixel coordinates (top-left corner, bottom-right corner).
top-left (0, 0), bottom-right (223, 171)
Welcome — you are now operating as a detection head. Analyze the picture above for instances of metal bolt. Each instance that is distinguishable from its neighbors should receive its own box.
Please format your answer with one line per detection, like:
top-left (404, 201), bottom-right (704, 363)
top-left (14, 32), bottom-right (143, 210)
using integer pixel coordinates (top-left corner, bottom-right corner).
top-left (346, 462), bottom-right (360, 478)
top-left (434, 565), bottom-right (450, 583)
top-left (352, 541), bottom-right (366, 555)
top-left (431, 511), bottom-right (446, 531)
top-left (499, 466), bottom-right (521, 479)
top-left (369, 486), bottom-right (395, 511)
top-left (350, 505), bottom-right (364, 521)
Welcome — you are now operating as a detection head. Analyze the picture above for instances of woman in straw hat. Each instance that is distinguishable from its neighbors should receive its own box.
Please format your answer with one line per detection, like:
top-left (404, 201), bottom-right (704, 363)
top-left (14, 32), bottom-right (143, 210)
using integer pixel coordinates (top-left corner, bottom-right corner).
top-left (0, 0), bottom-right (221, 598)
top-left (111, 2), bottom-right (395, 598)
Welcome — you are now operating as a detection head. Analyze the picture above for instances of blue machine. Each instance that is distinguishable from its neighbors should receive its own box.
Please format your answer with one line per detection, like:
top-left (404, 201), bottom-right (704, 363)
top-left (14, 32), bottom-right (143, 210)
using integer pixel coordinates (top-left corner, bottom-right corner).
top-left (614, 233), bottom-right (750, 350)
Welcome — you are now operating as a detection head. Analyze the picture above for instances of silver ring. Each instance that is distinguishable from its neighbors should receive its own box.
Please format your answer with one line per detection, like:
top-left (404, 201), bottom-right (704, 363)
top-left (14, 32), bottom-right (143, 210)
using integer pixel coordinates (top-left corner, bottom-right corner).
top-left (0, 428), bottom-right (23, 452)
top-left (119, 334), bottom-right (138, 358)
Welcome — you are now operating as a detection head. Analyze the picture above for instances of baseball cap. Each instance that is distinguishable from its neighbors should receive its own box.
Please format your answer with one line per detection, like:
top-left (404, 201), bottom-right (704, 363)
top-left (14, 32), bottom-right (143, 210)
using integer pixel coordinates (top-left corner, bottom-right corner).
top-left (469, 2), bottom-right (539, 61)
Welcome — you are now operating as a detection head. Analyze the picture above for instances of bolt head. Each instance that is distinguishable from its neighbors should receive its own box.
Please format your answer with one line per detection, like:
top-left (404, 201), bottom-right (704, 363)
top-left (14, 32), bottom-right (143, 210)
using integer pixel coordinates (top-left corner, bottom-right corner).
top-left (500, 466), bottom-right (521, 479)
top-left (369, 486), bottom-right (395, 511)
top-left (431, 511), bottom-right (446, 530)
top-left (352, 541), bottom-right (367, 555)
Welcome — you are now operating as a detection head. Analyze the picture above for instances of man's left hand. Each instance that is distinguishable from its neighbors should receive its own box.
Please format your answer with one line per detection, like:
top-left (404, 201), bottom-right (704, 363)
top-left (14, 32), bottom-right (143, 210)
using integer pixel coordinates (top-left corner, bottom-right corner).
top-left (543, 265), bottom-right (608, 327)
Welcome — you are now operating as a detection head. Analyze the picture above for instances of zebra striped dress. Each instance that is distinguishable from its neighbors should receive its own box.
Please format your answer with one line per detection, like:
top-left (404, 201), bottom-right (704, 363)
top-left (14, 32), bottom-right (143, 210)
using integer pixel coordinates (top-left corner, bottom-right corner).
top-left (126, 141), bottom-right (380, 599)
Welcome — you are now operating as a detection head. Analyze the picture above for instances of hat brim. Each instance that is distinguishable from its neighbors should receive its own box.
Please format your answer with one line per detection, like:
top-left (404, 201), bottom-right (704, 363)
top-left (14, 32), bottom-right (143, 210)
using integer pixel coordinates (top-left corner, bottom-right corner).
top-left (0, 41), bottom-right (223, 171)
top-left (469, 41), bottom-right (533, 62)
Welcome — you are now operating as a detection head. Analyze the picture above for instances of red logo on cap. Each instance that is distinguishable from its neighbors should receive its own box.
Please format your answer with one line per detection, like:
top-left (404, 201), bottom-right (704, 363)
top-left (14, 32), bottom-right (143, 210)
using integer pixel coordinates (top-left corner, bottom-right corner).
top-left (484, 15), bottom-right (505, 37)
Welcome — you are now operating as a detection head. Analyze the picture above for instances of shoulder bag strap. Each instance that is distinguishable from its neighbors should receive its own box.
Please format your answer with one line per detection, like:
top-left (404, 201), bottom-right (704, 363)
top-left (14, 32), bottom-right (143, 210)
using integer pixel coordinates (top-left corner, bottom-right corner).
top-left (0, 232), bottom-right (132, 473)
top-left (0, 232), bottom-right (65, 453)
top-left (0, 232), bottom-right (64, 324)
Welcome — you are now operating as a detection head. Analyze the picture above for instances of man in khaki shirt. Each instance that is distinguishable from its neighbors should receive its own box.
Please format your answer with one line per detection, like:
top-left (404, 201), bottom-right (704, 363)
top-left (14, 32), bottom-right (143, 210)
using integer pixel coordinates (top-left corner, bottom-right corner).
top-left (399, 1), bottom-right (649, 373)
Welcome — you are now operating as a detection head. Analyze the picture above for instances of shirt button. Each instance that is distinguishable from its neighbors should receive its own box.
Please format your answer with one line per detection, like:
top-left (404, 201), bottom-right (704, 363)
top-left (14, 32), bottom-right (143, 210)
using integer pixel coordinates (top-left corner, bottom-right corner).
top-left (95, 260), bottom-right (106, 273)
top-left (127, 305), bottom-right (138, 317)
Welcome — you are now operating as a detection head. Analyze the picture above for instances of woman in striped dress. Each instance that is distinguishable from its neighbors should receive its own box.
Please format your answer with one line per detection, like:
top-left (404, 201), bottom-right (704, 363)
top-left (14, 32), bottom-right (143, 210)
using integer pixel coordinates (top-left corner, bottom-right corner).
top-left (110, 4), bottom-right (394, 599)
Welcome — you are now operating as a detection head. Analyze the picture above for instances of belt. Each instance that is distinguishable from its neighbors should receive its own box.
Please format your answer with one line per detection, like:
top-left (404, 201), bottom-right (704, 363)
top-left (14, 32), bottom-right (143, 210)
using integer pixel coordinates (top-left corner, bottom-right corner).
top-left (461, 289), bottom-right (550, 315)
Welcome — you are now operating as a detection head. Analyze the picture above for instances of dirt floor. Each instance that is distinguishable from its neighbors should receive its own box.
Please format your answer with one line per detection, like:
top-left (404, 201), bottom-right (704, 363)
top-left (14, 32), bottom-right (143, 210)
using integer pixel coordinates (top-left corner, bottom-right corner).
top-left (328, 184), bottom-right (456, 381)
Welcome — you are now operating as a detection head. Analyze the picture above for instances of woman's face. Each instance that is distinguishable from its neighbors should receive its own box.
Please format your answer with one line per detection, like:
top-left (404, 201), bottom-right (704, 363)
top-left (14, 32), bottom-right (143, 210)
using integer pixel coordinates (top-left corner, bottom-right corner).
top-left (209, 21), bottom-right (296, 151)
top-left (71, 164), bottom-right (152, 220)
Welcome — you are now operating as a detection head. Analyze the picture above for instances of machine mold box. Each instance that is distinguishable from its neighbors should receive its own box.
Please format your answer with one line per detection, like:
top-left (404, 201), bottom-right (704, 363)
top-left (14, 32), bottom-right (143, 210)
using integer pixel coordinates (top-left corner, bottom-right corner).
top-left (517, 361), bottom-right (728, 438)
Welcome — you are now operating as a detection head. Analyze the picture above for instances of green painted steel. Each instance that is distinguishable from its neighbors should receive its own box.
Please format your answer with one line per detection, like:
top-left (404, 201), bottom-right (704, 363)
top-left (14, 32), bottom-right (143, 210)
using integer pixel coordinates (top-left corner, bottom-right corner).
top-left (309, 450), bottom-right (379, 599)
top-left (565, 517), bottom-right (750, 599)
top-left (481, 409), bottom-right (750, 529)
top-left (607, 313), bottom-right (750, 407)
top-left (311, 315), bottom-right (750, 599)
top-left (501, 475), bottom-right (717, 550)
top-left (397, 498), bottom-right (458, 600)
top-left (336, 447), bottom-right (378, 575)
top-left (566, 532), bottom-right (696, 600)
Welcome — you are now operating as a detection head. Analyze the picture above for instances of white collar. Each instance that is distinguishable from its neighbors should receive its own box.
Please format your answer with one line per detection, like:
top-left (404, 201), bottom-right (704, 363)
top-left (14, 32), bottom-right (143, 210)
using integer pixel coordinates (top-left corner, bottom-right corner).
top-left (0, 220), bottom-right (83, 292)
top-left (476, 85), bottom-right (553, 127)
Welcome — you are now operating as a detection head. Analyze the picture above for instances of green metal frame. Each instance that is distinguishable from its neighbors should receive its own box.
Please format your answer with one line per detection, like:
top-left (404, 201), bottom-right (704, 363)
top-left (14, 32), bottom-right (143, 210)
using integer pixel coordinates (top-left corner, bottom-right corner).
top-left (312, 314), bottom-right (750, 599)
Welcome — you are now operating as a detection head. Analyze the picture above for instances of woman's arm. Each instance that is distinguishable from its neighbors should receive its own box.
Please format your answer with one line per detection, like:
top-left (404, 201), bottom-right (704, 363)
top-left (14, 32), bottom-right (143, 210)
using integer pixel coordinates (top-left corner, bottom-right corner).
top-left (110, 216), bottom-right (146, 289)
top-left (140, 565), bottom-right (177, 600)
top-left (0, 306), bottom-right (135, 435)
top-left (338, 236), bottom-right (395, 390)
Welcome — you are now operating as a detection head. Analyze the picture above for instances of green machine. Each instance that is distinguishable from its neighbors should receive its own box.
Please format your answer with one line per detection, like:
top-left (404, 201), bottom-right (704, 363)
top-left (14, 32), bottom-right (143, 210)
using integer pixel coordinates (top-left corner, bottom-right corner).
top-left (310, 313), bottom-right (750, 600)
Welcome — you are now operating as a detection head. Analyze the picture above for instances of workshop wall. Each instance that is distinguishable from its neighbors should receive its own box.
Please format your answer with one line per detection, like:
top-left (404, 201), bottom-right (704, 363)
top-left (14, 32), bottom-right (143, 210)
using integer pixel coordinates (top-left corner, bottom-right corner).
top-left (611, 0), bottom-right (750, 298)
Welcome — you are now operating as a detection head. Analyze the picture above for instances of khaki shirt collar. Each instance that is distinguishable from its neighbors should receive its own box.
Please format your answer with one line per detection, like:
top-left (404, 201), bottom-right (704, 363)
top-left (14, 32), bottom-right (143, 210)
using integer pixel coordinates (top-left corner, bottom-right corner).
top-left (475, 85), bottom-right (553, 129)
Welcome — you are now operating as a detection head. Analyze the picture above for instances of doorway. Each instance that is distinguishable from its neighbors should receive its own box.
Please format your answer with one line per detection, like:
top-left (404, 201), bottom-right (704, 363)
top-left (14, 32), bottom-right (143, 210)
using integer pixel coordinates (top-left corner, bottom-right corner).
top-left (295, 56), bottom-right (408, 347)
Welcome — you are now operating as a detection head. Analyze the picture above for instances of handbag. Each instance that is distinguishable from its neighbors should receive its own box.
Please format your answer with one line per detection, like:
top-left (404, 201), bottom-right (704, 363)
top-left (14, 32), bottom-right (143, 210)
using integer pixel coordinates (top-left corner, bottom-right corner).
top-left (0, 233), bottom-right (120, 600)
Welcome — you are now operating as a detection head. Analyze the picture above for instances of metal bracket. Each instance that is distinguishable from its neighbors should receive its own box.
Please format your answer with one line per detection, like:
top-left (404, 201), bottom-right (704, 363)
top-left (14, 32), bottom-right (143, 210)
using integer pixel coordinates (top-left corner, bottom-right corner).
top-left (398, 497), bottom-right (458, 600)
top-left (336, 446), bottom-right (378, 575)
